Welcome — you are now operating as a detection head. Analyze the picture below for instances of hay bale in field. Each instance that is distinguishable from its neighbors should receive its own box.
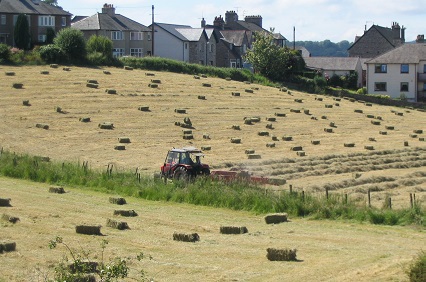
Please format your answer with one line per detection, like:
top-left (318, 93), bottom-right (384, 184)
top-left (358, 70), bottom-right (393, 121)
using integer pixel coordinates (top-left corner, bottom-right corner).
top-left (385, 126), bottom-right (394, 130)
top-left (79, 117), bottom-right (91, 122)
top-left (244, 119), bottom-right (253, 125)
top-left (369, 137), bottom-right (376, 142)
top-left (106, 218), bottom-right (129, 230)
top-left (225, 77), bottom-right (232, 81)
top-left (145, 72), bottom-right (155, 76)
top-left (123, 66), bottom-right (133, 70)
top-left (409, 134), bottom-right (418, 138)
top-left (22, 100), bottom-right (30, 106)
top-left (98, 122), bottom-right (114, 130)
top-left (12, 83), bottom-right (23, 89)
top-left (114, 145), bottom-right (126, 150)
top-left (291, 146), bottom-right (303, 151)
top-left (266, 142), bottom-right (276, 148)
top-left (354, 109), bottom-right (363, 113)
top-left (266, 248), bottom-right (297, 261)
top-left (333, 98), bottom-right (341, 101)
top-left (173, 232), bottom-right (200, 243)
top-left (311, 116), bottom-right (318, 120)
top-left (304, 109), bottom-right (310, 115)
top-left (0, 198), bottom-right (11, 207)
top-left (413, 129), bottom-right (423, 134)
top-left (148, 83), bottom-right (158, 88)
top-left (55, 106), bottom-right (63, 113)
top-left (202, 83), bottom-right (211, 87)
top-left (245, 149), bottom-right (255, 154)
top-left (203, 133), bottom-right (210, 139)
top-left (294, 99), bottom-right (303, 103)
top-left (182, 129), bottom-right (193, 135)
top-left (198, 95), bottom-right (206, 100)
top-left (335, 103), bottom-right (340, 106)
top-left (244, 81), bottom-right (251, 84)
top-left (258, 131), bottom-right (269, 136)
top-left (272, 135), bottom-right (279, 141)
top-left (375, 116), bottom-right (383, 120)
top-left (344, 143), bottom-right (355, 147)
top-left (245, 89), bottom-right (254, 93)
top-left (349, 98), bottom-right (356, 102)
top-left (325, 104), bottom-right (333, 108)
top-left (138, 106), bottom-right (150, 111)
top-left (371, 120), bottom-right (381, 125)
top-left (193, 75), bottom-right (200, 79)
top-left (231, 138), bottom-right (241, 144)
top-left (266, 123), bottom-right (274, 129)
top-left (201, 74), bottom-right (208, 78)
top-left (275, 113), bottom-right (286, 117)
top-left (113, 210), bottom-right (138, 217)
top-left (86, 83), bottom-right (98, 88)
top-left (36, 123), bottom-right (49, 130)
top-left (311, 140), bottom-right (320, 145)
top-left (249, 116), bottom-right (261, 122)
top-left (419, 137), bottom-right (425, 141)
top-left (364, 145), bottom-right (375, 150)
top-left (0, 241), bottom-right (17, 253)
top-left (40, 70), bottom-right (49, 75)
top-left (75, 225), bottom-right (102, 236)
top-left (324, 128), bottom-right (333, 133)
top-left (183, 134), bottom-right (194, 140)
top-left (315, 97), bottom-right (323, 101)
top-left (366, 114), bottom-right (375, 118)
top-left (232, 125), bottom-right (241, 130)
top-left (280, 87), bottom-right (288, 92)
top-left (290, 109), bottom-right (301, 113)
top-left (366, 103), bottom-right (372, 107)
top-left (103, 70), bottom-right (111, 75)
top-left (395, 112), bottom-right (404, 116)
top-left (183, 117), bottom-right (192, 126)
top-left (379, 131), bottom-right (387, 135)
top-left (321, 115), bottom-right (327, 119)
top-left (404, 141), bottom-right (409, 146)
top-left (87, 79), bottom-right (98, 84)
top-left (329, 122), bottom-right (336, 127)
top-left (264, 213), bottom-right (288, 224)
top-left (1, 214), bottom-right (19, 223)
top-left (63, 67), bottom-right (71, 71)
top-left (5, 71), bottom-right (15, 76)
top-left (201, 146), bottom-right (211, 151)
top-left (151, 79), bottom-right (161, 84)
top-left (109, 197), bottom-right (127, 205)
top-left (175, 108), bottom-right (186, 114)
top-left (105, 89), bottom-right (117, 94)
top-left (252, 87), bottom-right (259, 90)
top-left (282, 136), bottom-right (293, 141)
top-left (231, 92), bottom-right (240, 96)
top-left (297, 151), bottom-right (306, 156)
top-left (220, 226), bottom-right (248, 234)
top-left (50, 64), bottom-right (59, 68)
top-left (49, 186), bottom-right (65, 194)
top-left (266, 117), bottom-right (276, 122)
top-left (247, 154), bottom-right (261, 159)
top-left (118, 137), bottom-right (131, 143)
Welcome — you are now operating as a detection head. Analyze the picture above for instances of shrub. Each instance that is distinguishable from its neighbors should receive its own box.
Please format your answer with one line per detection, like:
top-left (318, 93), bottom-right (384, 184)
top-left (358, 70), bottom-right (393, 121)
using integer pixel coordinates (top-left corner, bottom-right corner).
top-left (407, 251), bottom-right (426, 282)
top-left (314, 75), bottom-right (327, 92)
top-left (45, 27), bottom-right (56, 44)
top-left (14, 14), bottom-right (31, 50)
top-left (87, 52), bottom-right (115, 66)
top-left (39, 44), bottom-right (66, 64)
top-left (54, 28), bottom-right (86, 62)
top-left (357, 87), bottom-right (367, 94)
top-left (87, 35), bottom-right (113, 58)
top-left (0, 43), bottom-right (11, 62)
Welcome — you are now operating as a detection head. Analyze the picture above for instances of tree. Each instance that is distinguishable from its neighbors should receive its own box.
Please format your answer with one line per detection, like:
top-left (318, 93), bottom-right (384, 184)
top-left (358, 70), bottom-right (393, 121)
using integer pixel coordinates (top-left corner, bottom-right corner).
top-left (245, 31), bottom-right (305, 82)
top-left (53, 28), bottom-right (86, 62)
top-left (86, 35), bottom-right (113, 58)
top-left (14, 14), bottom-right (31, 50)
top-left (45, 27), bottom-right (55, 44)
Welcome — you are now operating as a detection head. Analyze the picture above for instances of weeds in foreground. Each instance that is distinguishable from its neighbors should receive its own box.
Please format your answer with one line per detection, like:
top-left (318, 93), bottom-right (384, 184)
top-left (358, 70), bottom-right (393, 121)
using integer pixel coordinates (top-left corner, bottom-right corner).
top-left (406, 251), bottom-right (426, 282)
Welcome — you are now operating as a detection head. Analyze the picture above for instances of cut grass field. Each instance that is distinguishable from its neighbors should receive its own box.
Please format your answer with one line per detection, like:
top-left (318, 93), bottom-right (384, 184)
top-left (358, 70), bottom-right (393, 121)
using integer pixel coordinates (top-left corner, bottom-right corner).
top-left (0, 65), bottom-right (425, 209)
top-left (0, 177), bottom-right (425, 281)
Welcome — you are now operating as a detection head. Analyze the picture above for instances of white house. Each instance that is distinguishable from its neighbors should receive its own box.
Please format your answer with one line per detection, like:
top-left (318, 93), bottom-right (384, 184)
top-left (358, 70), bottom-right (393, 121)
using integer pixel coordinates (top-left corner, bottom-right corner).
top-left (366, 43), bottom-right (426, 102)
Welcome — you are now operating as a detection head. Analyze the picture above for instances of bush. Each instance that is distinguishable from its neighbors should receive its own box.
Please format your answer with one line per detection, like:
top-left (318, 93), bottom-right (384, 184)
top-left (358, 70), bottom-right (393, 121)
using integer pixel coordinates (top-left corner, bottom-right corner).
top-left (314, 75), bottom-right (327, 91)
top-left (45, 27), bottom-right (56, 44)
top-left (54, 28), bottom-right (86, 62)
top-left (407, 251), bottom-right (426, 282)
top-left (87, 52), bottom-right (118, 66)
top-left (0, 43), bottom-right (11, 63)
top-left (14, 14), bottom-right (31, 50)
top-left (356, 87), bottom-right (367, 94)
top-left (87, 35), bottom-right (113, 58)
top-left (39, 44), bottom-right (66, 64)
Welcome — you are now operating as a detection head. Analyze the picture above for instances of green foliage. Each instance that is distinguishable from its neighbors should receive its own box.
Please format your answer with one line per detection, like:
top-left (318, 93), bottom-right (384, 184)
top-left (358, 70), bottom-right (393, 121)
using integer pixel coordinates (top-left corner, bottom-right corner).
top-left (328, 71), bottom-right (358, 90)
top-left (407, 251), bottom-right (426, 282)
top-left (0, 43), bottom-right (11, 63)
top-left (42, 0), bottom-right (58, 5)
top-left (8, 48), bottom-right (43, 65)
top-left (14, 14), bottom-right (31, 50)
top-left (357, 87), bottom-right (367, 94)
top-left (86, 35), bottom-right (113, 58)
top-left (86, 52), bottom-right (117, 66)
top-left (39, 44), bottom-right (66, 63)
top-left (46, 27), bottom-right (56, 44)
top-left (295, 40), bottom-right (351, 57)
top-left (314, 75), bottom-right (327, 92)
top-left (54, 28), bottom-right (86, 62)
top-left (245, 32), bottom-right (305, 82)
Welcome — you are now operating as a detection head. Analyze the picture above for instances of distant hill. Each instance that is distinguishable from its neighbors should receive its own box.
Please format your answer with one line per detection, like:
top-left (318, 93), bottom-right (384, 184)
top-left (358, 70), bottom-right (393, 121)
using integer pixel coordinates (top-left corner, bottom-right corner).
top-left (294, 40), bottom-right (352, 57)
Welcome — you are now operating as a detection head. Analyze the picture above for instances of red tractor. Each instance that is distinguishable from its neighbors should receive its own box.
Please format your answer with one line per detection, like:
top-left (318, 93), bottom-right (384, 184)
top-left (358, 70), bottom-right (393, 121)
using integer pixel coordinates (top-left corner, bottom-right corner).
top-left (160, 147), bottom-right (210, 181)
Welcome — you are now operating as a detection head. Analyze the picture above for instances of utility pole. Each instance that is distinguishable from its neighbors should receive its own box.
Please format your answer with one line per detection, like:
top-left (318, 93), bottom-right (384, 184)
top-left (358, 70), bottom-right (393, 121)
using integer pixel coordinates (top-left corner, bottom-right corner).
top-left (293, 26), bottom-right (295, 50)
top-left (151, 5), bottom-right (154, 56)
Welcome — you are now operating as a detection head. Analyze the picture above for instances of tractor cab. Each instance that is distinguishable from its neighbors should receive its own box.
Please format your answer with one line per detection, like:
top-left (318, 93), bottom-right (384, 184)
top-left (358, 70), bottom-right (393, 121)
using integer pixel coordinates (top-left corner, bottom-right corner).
top-left (161, 147), bottom-right (210, 181)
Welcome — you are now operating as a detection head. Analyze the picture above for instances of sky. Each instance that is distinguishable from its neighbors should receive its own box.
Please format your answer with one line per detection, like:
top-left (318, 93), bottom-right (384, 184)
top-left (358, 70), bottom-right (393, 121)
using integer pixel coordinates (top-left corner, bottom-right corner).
top-left (60, 0), bottom-right (426, 43)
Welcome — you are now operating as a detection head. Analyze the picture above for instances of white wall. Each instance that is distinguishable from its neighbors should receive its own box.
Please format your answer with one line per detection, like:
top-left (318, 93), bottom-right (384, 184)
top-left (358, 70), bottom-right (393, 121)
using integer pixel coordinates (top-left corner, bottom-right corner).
top-left (154, 28), bottom-right (186, 61)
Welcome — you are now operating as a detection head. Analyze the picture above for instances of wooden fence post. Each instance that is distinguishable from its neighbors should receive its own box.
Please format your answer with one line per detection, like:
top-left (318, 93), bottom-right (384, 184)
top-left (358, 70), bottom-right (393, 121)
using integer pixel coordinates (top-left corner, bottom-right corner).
top-left (289, 184), bottom-right (293, 194)
top-left (368, 189), bottom-right (371, 207)
top-left (388, 197), bottom-right (392, 209)
top-left (344, 194), bottom-right (348, 204)
top-left (410, 193), bottom-right (413, 208)
top-left (325, 187), bottom-right (329, 200)
top-left (302, 190), bottom-right (305, 201)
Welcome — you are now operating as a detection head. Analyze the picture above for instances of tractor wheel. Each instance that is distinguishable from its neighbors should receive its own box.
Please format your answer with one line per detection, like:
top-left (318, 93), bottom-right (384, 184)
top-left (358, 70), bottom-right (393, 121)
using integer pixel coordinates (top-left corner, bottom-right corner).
top-left (201, 168), bottom-right (210, 176)
top-left (173, 167), bottom-right (190, 181)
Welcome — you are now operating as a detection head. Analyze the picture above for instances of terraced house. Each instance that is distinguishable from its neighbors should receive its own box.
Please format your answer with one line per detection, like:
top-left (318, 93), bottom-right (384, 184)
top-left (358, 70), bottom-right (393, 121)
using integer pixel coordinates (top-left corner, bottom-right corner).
top-left (0, 0), bottom-right (71, 46)
top-left (71, 4), bottom-right (152, 58)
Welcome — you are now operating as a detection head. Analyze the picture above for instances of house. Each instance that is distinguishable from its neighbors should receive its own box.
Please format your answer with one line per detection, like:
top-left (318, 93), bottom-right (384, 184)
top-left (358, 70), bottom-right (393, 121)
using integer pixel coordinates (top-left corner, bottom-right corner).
top-left (0, 0), bottom-right (71, 46)
top-left (151, 23), bottom-right (218, 65)
top-left (71, 4), bottom-right (151, 57)
top-left (366, 43), bottom-right (426, 102)
top-left (304, 57), bottom-right (364, 88)
top-left (348, 22), bottom-right (405, 58)
top-left (295, 46), bottom-right (311, 58)
top-left (216, 29), bottom-right (250, 68)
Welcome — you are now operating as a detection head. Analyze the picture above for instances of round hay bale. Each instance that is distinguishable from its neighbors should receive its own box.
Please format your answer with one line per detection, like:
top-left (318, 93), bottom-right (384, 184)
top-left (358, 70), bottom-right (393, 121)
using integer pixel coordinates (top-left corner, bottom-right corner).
top-left (138, 106), bottom-right (150, 111)
top-left (175, 108), bottom-right (186, 114)
top-left (329, 122), bottom-right (336, 127)
top-left (50, 64), bottom-right (59, 68)
top-left (282, 136), bottom-right (293, 141)
top-left (193, 75), bottom-right (200, 79)
top-left (315, 97), bottom-right (323, 101)
top-left (266, 123), bottom-right (274, 129)
top-left (245, 89), bottom-right (254, 93)
top-left (264, 213), bottom-right (288, 224)
top-left (225, 77), bottom-right (232, 81)
top-left (40, 70), bottom-right (49, 75)
top-left (321, 115), bottom-right (327, 119)
top-left (304, 109), bottom-right (310, 115)
top-left (266, 142), bottom-right (276, 148)
top-left (413, 129), bottom-right (423, 134)
top-left (375, 116), bottom-right (383, 120)
top-left (55, 106), bottom-right (62, 113)
top-left (354, 109), bottom-right (363, 113)
top-left (106, 218), bottom-right (129, 230)
top-left (258, 131), bottom-right (269, 136)
top-left (183, 117), bottom-right (192, 125)
top-left (275, 113), bottom-right (286, 117)
top-left (173, 232), bottom-right (200, 242)
top-left (109, 197), bottom-right (127, 205)
top-left (0, 198), bottom-right (11, 207)
top-left (245, 149), bottom-right (255, 154)
top-left (103, 70), bottom-right (111, 75)
top-left (98, 122), bottom-right (114, 130)
top-left (333, 98), bottom-right (341, 101)
top-left (105, 89), bottom-right (117, 94)
top-left (36, 123), bottom-right (49, 130)
top-left (148, 83), bottom-right (159, 88)
top-left (311, 140), bottom-right (320, 145)
top-left (366, 114), bottom-right (375, 118)
top-left (114, 145), bottom-right (126, 150)
top-left (294, 99), bottom-right (303, 103)
top-left (12, 83), bottom-right (23, 89)
top-left (371, 120), bottom-right (381, 125)
top-left (220, 226), bottom-right (248, 234)
top-left (49, 186), bottom-right (65, 194)
top-left (87, 79), bottom-right (98, 84)
top-left (366, 103), bottom-right (373, 107)
top-left (291, 146), bottom-right (303, 151)
top-left (201, 146), bottom-right (211, 151)
top-left (75, 225), bottom-right (102, 236)
top-left (232, 92), bottom-right (241, 96)
top-left (202, 83), bottom-right (211, 87)
top-left (349, 98), bottom-right (356, 102)
top-left (182, 129), bottom-right (193, 135)
top-left (369, 137), bottom-right (376, 141)
top-left (244, 81), bottom-right (251, 84)
top-left (364, 145), bottom-right (375, 150)
top-left (419, 137), bottom-right (425, 141)
top-left (118, 137), bottom-right (131, 143)
top-left (272, 135), bottom-right (279, 141)
top-left (201, 74), bottom-right (208, 78)
top-left (5, 71), bottom-right (15, 76)
top-left (266, 248), bottom-right (297, 261)
top-left (248, 116), bottom-right (261, 122)
top-left (280, 87), bottom-right (288, 92)
top-left (198, 95), bottom-right (206, 100)
top-left (290, 109), bottom-right (301, 113)
top-left (79, 117), bottom-right (91, 122)
top-left (244, 119), bottom-right (253, 125)
top-left (395, 112), bottom-right (404, 116)
top-left (123, 66), bottom-right (133, 70)
top-left (86, 83), bottom-right (98, 88)
top-left (335, 103), bottom-right (340, 106)
top-left (23, 100), bottom-right (30, 106)
top-left (247, 154), bottom-right (261, 159)
top-left (231, 138), bottom-right (241, 144)
top-left (297, 151), bottom-right (306, 156)
top-left (344, 143), bottom-right (355, 147)
top-left (113, 210), bottom-right (138, 217)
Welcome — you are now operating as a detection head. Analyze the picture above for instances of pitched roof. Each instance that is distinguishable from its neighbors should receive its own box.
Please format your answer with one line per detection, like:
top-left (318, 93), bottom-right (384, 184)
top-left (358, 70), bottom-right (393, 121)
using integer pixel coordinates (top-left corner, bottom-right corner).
top-left (0, 0), bottom-right (71, 16)
top-left (176, 28), bottom-right (205, 41)
top-left (154, 23), bottom-right (192, 41)
top-left (225, 20), bottom-right (266, 33)
top-left (71, 13), bottom-right (150, 32)
top-left (219, 30), bottom-right (246, 46)
top-left (304, 57), bottom-right (360, 71)
top-left (273, 33), bottom-right (287, 41)
top-left (366, 43), bottom-right (426, 64)
top-left (348, 25), bottom-right (400, 51)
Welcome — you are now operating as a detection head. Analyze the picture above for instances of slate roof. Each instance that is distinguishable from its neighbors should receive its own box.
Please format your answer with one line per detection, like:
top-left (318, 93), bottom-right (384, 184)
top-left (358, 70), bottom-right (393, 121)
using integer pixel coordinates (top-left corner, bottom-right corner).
top-left (366, 43), bottom-right (426, 64)
top-left (154, 23), bottom-right (192, 41)
top-left (304, 57), bottom-right (360, 71)
top-left (0, 0), bottom-right (71, 15)
top-left (219, 30), bottom-right (246, 46)
top-left (273, 33), bottom-right (287, 41)
top-left (226, 20), bottom-right (266, 32)
top-left (176, 28), bottom-right (204, 41)
top-left (72, 13), bottom-right (150, 32)
top-left (348, 25), bottom-right (401, 51)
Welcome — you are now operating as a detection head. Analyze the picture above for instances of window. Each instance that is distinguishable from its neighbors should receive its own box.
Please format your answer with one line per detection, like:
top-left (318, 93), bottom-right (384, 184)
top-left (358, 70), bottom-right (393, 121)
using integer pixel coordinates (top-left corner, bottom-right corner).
top-left (230, 59), bottom-right (236, 68)
top-left (147, 33), bottom-right (151, 41)
top-left (374, 82), bottom-right (387, 91)
top-left (112, 48), bottom-right (124, 58)
top-left (185, 43), bottom-right (188, 49)
top-left (400, 82), bottom-right (409, 92)
top-left (39, 16), bottom-right (55, 27)
top-left (130, 32), bottom-right (143, 41)
top-left (1, 15), bottom-right (6, 25)
top-left (130, 48), bottom-right (143, 57)
top-left (38, 35), bottom-right (46, 42)
top-left (111, 31), bottom-right (123, 40)
top-left (375, 64), bottom-right (387, 73)
top-left (61, 17), bottom-right (66, 27)
top-left (401, 64), bottom-right (409, 73)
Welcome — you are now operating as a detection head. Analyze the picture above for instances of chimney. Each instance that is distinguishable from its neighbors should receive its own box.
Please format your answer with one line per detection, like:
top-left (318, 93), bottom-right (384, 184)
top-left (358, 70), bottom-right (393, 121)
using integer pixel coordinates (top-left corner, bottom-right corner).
top-left (416, 34), bottom-right (425, 43)
top-left (401, 25), bottom-right (405, 43)
top-left (201, 17), bottom-right (206, 28)
top-left (244, 15), bottom-right (262, 28)
top-left (225, 10), bottom-right (238, 24)
top-left (102, 3), bottom-right (115, 17)
top-left (213, 15), bottom-right (225, 30)
top-left (391, 22), bottom-right (401, 40)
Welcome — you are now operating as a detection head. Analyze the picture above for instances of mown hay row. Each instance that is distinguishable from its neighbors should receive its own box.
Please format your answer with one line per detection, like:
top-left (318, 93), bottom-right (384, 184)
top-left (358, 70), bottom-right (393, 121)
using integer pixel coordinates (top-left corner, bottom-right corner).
top-left (75, 225), bottom-right (102, 236)
top-left (0, 242), bottom-right (17, 253)
top-left (106, 218), bottom-right (129, 230)
top-left (264, 213), bottom-right (288, 224)
top-left (266, 248), bottom-right (297, 261)
top-left (113, 210), bottom-right (138, 217)
top-left (49, 186), bottom-right (65, 194)
top-left (173, 232), bottom-right (200, 242)
top-left (109, 197), bottom-right (126, 205)
top-left (220, 226), bottom-right (248, 234)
